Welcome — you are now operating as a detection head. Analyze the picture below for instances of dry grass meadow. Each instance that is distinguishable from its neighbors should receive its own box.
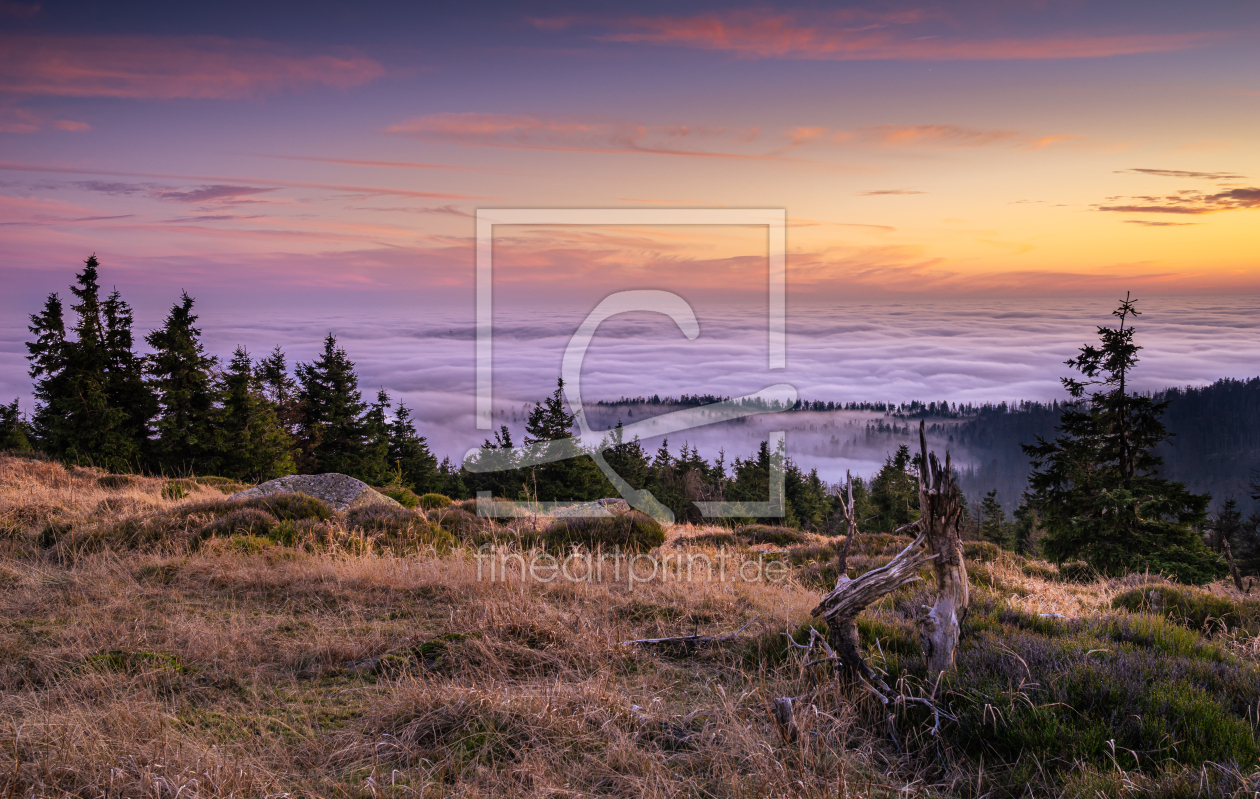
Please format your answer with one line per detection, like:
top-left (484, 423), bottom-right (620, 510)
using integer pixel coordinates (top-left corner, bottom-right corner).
top-left (2, 453), bottom-right (1259, 798)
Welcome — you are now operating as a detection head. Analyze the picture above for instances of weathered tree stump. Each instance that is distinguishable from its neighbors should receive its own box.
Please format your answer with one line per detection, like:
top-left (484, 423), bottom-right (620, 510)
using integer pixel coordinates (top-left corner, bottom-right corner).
top-left (915, 421), bottom-right (969, 676)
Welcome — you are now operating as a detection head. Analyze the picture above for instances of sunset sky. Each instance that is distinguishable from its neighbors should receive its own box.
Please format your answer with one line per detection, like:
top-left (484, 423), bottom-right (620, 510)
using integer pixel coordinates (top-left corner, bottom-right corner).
top-left (2, 0), bottom-right (1259, 462)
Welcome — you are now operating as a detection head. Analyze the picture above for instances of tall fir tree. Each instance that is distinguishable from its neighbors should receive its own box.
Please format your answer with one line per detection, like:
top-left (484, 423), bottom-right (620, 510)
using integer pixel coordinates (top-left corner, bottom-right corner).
top-left (147, 292), bottom-right (219, 473)
top-left (295, 334), bottom-right (369, 476)
top-left (726, 439), bottom-right (794, 525)
top-left (216, 347), bottom-right (295, 482)
top-left (521, 377), bottom-right (605, 501)
top-left (0, 399), bottom-right (31, 451)
top-left (26, 292), bottom-right (69, 451)
top-left (388, 402), bottom-right (439, 493)
top-left (437, 456), bottom-right (470, 500)
top-left (255, 346), bottom-right (300, 436)
top-left (1023, 294), bottom-right (1214, 582)
top-left (360, 390), bottom-right (394, 485)
top-left (867, 444), bottom-right (920, 533)
top-left (463, 424), bottom-right (522, 499)
top-left (602, 421), bottom-right (649, 489)
top-left (1011, 496), bottom-right (1041, 556)
top-left (26, 256), bottom-right (136, 469)
top-left (979, 489), bottom-right (1012, 548)
top-left (101, 287), bottom-right (156, 459)
top-left (786, 465), bottom-right (829, 532)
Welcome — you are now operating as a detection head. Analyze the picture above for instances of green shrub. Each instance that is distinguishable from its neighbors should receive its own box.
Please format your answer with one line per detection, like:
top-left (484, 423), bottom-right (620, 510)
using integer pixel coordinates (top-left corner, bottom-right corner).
top-left (1113, 584), bottom-right (1260, 635)
top-left (968, 563), bottom-right (1030, 596)
top-left (857, 613), bottom-right (920, 657)
top-left (535, 511), bottom-right (665, 554)
top-left (963, 541), bottom-right (1002, 562)
top-left (200, 508), bottom-right (276, 539)
top-left (192, 475), bottom-right (251, 494)
top-left (1058, 561), bottom-right (1096, 583)
top-left (243, 492), bottom-right (333, 522)
top-left (737, 524), bottom-right (806, 547)
top-left (379, 486), bottom-right (420, 508)
top-left (161, 480), bottom-right (193, 501)
top-left (433, 507), bottom-right (482, 541)
top-left (1021, 562), bottom-right (1059, 581)
top-left (97, 474), bottom-right (133, 489)
top-left (224, 534), bottom-right (276, 554)
top-left (677, 531), bottom-right (739, 548)
top-left (849, 533), bottom-right (915, 556)
top-left (418, 493), bottom-right (453, 510)
top-left (345, 505), bottom-right (455, 553)
top-left (941, 627), bottom-right (1260, 783)
top-left (788, 542), bottom-right (841, 564)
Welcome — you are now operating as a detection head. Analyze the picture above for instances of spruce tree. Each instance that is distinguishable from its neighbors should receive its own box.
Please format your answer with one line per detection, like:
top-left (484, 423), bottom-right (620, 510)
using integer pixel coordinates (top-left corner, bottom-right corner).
top-left (464, 424), bottom-right (522, 499)
top-left (437, 456), bottom-right (470, 500)
top-left (26, 292), bottom-right (69, 451)
top-left (522, 377), bottom-right (603, 501)
top-left (1023, 294), bottom-right (1214, 582)
top-left (27, 256), bottom-right (136, 469)
top-left (388, 402), bottom-right (439, 493)
top-left (1210, 498), bottom-right (1243, 553)
top-left (216, 347), bottom-right (295, 482)
top-left (787, 465), bottom-right (829, 531)
top-left (1011, 497), bottom-right (1041, 556)
top-left (101, 288), bottom-right (156, 459)
top-left (0, 399), bottom-right (32, 451)
top-left (726, 439), bottom-right (793, 525)
top-left (979, 489), bottom-right (1012, 548)
top-left (147, 292), bottom-right (219, 473)
top-left (602, 421), bottom-right (649, 488)
top-left (255, 346), bottom-right (300, 435)
top-left (360, 390), bottom-right (393, 485)
top-left (295, 334), bottom-right (369, 476)
top-left (867, 444), bottom-right (920, 533)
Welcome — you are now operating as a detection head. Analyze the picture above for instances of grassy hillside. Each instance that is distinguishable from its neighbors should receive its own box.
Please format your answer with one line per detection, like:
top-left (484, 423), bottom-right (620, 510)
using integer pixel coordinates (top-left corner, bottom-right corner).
top-left (1, 454), bottom-right (1259, 798)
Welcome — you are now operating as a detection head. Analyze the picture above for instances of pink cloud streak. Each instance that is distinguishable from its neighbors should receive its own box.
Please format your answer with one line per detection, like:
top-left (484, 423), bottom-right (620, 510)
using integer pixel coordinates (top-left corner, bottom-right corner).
top-left (590, 11), bottom-right (1221, 61)
top-left (0, 35), bottom-right (384, 99)
top-left (0, 161), bottom-right (488, 201)
top-left (384, 113), bottom-right (800, 160)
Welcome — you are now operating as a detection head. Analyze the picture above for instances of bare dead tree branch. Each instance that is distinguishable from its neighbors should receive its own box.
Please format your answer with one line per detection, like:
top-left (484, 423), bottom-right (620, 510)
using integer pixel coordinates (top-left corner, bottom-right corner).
top-left (616, 619), bottom-right (757, 648)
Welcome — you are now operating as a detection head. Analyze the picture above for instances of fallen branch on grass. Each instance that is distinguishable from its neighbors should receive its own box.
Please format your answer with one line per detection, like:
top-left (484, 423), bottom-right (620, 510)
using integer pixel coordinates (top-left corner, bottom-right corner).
top-left (617, 619), bottom-right (758, 648)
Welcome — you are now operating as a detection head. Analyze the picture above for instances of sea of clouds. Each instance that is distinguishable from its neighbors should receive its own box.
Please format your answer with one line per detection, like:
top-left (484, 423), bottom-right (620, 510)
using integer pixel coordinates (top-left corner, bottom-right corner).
top-left (2, 294), bottom-right (1257, 482)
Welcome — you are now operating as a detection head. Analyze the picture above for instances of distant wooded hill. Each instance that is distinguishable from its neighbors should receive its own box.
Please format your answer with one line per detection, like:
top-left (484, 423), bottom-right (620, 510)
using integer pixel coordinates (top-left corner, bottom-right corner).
top-left (596, 376), bottom-right (1260, 514)
top-left (939, 377), bottom-right (1260, 513)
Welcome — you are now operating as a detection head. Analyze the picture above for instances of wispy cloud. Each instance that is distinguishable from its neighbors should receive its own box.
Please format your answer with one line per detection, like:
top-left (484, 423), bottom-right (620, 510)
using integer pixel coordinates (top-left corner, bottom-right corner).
top-left (385, 113), bottom-right (1071, 158)
top-left (776, 123), bottom-right (1077, 153)
top-left (0, 161), bottom-right (487, 201)
top-left (1125, 220), bottom-right (1198, 227)
top-left (1100, 187), bottom-right (1260, 215)
top-left (1120, 167), bottom-right (1248, 180)
top-left (151, 185), bottom-right (276, 203)
top-left (560, 10), bottom-right (1220, 61)
top-left (855, 124), bottom-right (1020, 148)
top-left (0, 35), bottom-right (384, 100)
top-left (383, 113), bottom-right (793, 160)
top-left (0, 104), bottom-right (90, 134)
top-left (250, 154), bottom-right (492, 171)
top-left (858, 189), bottom-right (925, 196)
